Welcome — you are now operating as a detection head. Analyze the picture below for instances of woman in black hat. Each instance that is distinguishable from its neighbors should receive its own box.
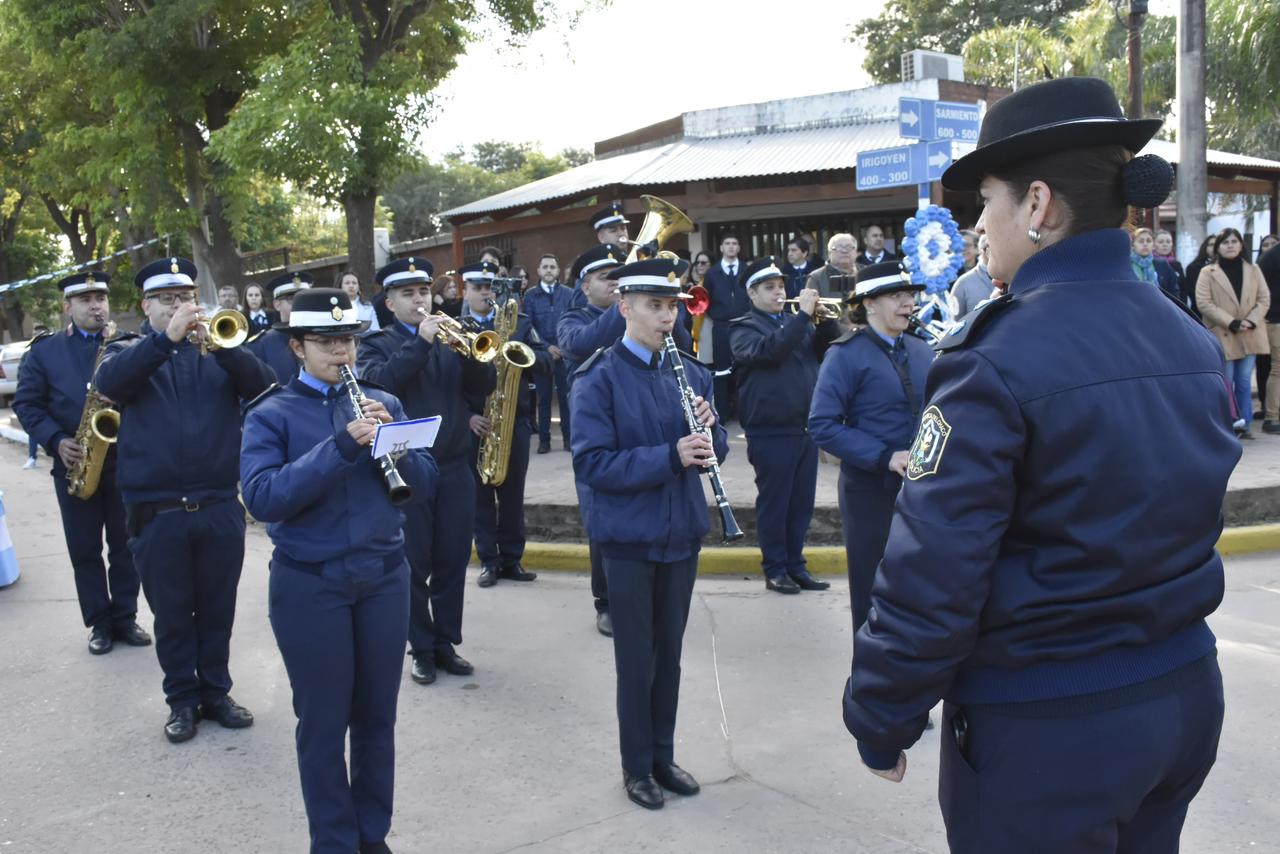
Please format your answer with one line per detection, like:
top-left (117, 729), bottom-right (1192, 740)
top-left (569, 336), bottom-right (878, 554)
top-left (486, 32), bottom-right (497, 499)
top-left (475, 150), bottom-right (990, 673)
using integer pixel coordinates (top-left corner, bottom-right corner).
top-left (841, 77), bottom-right (1240, 853)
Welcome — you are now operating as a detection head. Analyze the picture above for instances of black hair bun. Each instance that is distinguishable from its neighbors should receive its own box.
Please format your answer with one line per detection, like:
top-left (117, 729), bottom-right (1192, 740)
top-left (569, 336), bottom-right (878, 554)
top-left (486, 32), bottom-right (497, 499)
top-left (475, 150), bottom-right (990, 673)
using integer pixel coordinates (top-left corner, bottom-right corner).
top-left (1122, 154), bottom-right (1174, 208)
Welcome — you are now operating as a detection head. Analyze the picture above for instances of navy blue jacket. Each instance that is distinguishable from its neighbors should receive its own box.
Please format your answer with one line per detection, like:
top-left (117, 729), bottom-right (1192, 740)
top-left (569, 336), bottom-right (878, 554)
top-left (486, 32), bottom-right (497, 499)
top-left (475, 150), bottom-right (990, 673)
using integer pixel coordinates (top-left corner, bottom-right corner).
top-left (14, 326), bottom-right (117, 473)
top-left (240, 377), bottom-right (438, 578)
top-left (246, 328), bottom-right (300, 386)
top-left (1153, 257), bottom-right (1181, 298)
top-left (356, 320), bottom-right (497, 463)
top-left (807, 327), bottom-right (932, 488)
top-left (780, 261), bottom-right (814, 299)
top-left (570, 341), bottom-right (730, 562)
top-left (729, 309), bottom-right (835, 436)
top-left (843, 229), bottom-right (1240, 769)
top-left (557, 301), bottom-right (693, 385)
top-left (703, 263), bottom-right (750, 322)
top-left (95, 330), bottom-right (276, 503)
top-left (521, 283), bottom-right (576, 346)
top-left (462, 310), bottom-right (550, 420)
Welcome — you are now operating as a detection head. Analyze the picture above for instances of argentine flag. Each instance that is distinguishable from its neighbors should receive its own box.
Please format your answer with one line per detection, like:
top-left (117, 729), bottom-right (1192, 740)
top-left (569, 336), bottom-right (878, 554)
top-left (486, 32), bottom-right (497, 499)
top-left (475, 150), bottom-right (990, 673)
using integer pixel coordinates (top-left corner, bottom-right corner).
top-left (0, 490), bottom-right (19, 587)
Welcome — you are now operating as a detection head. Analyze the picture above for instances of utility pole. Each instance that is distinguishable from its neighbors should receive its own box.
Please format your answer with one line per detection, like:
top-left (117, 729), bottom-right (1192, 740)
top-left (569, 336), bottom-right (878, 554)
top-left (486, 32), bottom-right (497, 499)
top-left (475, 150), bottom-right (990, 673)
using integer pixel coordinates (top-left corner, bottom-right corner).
top-left (1126, 1), bottom-right (1148, 119)
top-left (1176, 0), bottom-right (1208, 266)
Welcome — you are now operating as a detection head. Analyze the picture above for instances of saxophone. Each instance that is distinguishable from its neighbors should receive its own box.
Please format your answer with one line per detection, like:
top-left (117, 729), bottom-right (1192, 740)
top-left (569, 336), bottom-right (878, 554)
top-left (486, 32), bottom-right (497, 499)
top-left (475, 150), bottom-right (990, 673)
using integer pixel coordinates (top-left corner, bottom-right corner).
top-left (67, 321), bottom-right (122, 500)
top-left (477, 297), bottom-right (536, 486)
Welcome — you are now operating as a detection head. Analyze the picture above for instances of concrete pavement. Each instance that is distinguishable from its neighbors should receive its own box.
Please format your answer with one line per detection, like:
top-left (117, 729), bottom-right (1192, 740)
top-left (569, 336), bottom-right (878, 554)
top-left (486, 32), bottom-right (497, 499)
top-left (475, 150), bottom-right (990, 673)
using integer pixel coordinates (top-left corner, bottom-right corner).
top-left (1, 438), bottom-right (1279, 853)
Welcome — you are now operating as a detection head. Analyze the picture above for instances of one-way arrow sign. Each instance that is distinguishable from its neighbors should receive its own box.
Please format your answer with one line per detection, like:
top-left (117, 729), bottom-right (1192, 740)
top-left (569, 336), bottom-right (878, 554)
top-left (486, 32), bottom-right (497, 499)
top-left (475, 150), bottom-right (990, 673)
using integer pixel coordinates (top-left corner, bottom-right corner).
top-left (899, 97), bottom-right (925, 139)
top-left (925, 139), bottom-right (953, 180)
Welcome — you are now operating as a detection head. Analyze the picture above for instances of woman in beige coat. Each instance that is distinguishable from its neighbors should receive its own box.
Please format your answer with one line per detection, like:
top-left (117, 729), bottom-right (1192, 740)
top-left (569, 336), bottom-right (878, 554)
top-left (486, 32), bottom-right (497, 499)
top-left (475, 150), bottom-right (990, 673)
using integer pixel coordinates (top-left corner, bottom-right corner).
top-left (1195, 227), bottom-right (1271, 438)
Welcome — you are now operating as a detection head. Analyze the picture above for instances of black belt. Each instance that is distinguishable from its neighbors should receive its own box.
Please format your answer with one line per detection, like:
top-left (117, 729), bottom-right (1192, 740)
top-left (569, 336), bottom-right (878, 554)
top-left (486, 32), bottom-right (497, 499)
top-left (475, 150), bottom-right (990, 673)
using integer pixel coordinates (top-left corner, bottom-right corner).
top-left (144, 496), bottom-right (228, 515)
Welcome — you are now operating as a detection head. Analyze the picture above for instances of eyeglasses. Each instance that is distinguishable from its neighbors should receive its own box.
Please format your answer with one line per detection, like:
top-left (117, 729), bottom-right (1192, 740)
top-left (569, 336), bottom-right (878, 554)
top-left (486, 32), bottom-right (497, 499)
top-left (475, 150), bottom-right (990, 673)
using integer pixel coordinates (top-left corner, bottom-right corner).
top-left (147, 292), bottom-right (197, 306)
top-left (303, 335), bottom-right (356, 351)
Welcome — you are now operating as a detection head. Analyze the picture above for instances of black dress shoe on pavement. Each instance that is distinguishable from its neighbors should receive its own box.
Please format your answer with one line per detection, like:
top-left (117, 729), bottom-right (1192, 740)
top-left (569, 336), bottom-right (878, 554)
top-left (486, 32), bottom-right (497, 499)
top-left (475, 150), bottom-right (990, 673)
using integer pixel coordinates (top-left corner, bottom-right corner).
top-left (1264, 420), bottom-right (1280, 434)
top-left (410, 654), bottom-right (436, 685)
top-left (164, 706), bottom-right (198, 743)
top-left (789, 570), bottom-right (830, 591)
top-left (596, 610), bottom-right (613, 637)
top-left (765, 575), bottom-right (801, 594)
top-left (498, 563), bottom-right (537, 582)
top-left (536, 442), bottom-right (551, 454)
top-left (477, 564), bottom-right (499, 588)
top-left (434, 648), bottom-right (474, 676)
top-left (623, 773), bottom-right (664, 810)
top-left (114, 622), bottom-right (152, 646)
top-left (88, 625), bottom-right (114, 655)
top-left (202, 695), bottom-right (254, 729)
top-left (359, 842), bottom-right (393, 854)
top-left (653, 762), bottom-right (700, 796)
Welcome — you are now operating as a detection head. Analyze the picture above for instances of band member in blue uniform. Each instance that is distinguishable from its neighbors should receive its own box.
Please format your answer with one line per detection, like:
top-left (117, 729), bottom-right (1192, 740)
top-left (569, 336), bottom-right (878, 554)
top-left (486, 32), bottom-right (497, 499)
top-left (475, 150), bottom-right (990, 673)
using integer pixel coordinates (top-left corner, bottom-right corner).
top-left (570, 255), bottom-right (729, 811)
top-left (357, 257), bottom-right (497, 686)
top-left (96, 257), bottom-right (275, 743)
top-left (521, 253), bottom-right (575, 453)
top-left (729, 257), bottom-right (839, 594)
top-left (570, 202), bottom-right (631, 309)
top-left (460, 275), bottom-right (549, 587)
top-left (247, 272), bottom-right (313, 384)
top-left (808, 262), bottom-right (930, 629)
top-left (843, 78), bottom-right (1240, 853)
top-left (13, 272), bottom-right (149, 655)
top-left (559, 245), bottom-right (694, 636)
top-left (241, 288), bottom-right (437, 854)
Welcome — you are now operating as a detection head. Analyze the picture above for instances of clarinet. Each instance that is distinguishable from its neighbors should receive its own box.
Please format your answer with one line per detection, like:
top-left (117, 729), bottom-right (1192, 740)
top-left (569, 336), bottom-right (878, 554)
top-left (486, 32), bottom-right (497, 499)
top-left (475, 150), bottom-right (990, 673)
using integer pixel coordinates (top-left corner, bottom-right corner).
top-left (663, 335), bottom-right (744, 543)
top-left (338, 365), bottom-right (413, 506)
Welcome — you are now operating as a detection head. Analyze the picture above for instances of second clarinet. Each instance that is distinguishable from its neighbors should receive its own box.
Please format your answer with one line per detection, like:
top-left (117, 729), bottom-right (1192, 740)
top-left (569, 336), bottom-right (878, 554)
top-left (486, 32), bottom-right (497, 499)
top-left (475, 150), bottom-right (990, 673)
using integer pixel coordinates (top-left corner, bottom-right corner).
top-left (663, 334), bottom-right (744, 542)
top-left (337, 365), bottom-right (413, 506)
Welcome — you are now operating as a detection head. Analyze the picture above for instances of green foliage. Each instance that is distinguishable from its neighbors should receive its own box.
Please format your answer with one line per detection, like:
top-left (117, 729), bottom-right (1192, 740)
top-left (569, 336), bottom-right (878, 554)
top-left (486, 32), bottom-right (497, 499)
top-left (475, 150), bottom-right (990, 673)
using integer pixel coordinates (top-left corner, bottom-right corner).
top-left (1207, 0), bottom-right (1280, 161)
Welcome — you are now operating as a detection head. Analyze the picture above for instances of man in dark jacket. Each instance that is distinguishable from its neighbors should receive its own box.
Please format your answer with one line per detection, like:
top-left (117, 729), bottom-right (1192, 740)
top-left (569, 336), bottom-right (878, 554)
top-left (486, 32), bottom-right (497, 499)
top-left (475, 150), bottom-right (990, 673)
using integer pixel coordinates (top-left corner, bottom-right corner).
top-left (520, 253), bottom-right (575, 452)
top-left (702, 233), bottom-right (749, 419)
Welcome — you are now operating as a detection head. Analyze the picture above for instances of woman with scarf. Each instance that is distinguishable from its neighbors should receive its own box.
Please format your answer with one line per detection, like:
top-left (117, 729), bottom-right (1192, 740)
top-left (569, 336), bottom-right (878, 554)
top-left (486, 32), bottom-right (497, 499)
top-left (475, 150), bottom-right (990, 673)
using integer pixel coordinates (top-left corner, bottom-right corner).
top-left (1195, 227), bottom-right (1271, 438)
top-left (1130, 228), bottom-right (1179, 296)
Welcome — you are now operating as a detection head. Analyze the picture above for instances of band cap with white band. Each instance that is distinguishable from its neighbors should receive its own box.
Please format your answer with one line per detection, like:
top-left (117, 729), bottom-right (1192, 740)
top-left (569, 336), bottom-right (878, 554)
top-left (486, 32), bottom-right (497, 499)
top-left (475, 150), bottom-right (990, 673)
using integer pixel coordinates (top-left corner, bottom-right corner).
top-left (376, 256), bottom-right (434, 289)
top-left (58, 271), bottom-right (111, 297)
top-left (268, 270), bottom-right (315, 299)
top-left (851, 261), bottom-right (923, 301)
top-left (134, 257), bottom-right (198, 293)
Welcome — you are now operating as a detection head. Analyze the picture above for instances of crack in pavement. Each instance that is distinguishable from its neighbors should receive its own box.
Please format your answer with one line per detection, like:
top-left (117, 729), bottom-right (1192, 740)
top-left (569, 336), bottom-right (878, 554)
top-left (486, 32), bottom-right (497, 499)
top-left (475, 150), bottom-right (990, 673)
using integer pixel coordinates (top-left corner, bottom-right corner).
top-left (490, 806), bottom-right (635, 853)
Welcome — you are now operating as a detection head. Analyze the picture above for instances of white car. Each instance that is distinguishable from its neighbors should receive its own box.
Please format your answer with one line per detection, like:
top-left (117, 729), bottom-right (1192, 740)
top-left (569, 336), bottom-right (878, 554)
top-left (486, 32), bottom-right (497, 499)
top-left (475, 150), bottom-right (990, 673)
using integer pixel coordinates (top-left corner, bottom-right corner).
top-left (0, 339), bottom-right (31, 406)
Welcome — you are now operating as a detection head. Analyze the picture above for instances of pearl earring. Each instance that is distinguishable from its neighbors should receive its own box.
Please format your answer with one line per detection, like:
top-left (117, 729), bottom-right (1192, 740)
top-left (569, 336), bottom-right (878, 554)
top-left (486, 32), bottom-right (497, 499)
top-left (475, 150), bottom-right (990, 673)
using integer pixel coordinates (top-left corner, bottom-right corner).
top-left (1027, 227), bottom-right (1042, 244)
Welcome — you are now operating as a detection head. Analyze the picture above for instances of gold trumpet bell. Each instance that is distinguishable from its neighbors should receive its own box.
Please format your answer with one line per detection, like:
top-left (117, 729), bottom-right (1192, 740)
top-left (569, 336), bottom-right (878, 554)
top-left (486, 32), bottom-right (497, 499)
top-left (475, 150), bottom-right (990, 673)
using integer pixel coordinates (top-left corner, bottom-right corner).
top-left (626, 195), bottom-right (695, 263)
top-left (470, 331), bottom-right (500, 362)
top-left (208, 309), bottom-right (249, 349)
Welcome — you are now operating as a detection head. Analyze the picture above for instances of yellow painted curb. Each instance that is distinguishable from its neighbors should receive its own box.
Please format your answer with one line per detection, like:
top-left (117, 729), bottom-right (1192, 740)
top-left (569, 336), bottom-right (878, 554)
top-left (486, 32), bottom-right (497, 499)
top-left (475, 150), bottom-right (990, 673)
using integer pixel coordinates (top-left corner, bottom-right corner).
top-left (503, 524), bottom-right (1280, 575)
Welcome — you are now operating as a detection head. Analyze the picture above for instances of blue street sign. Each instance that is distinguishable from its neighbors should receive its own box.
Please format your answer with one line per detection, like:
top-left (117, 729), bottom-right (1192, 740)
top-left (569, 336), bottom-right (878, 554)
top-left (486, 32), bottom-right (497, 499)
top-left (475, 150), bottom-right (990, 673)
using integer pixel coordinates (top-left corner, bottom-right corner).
top-left (899, 97), bottom-right (926, 140)
top-left (925, 139), bottom-right (953, 181)
top-left (931, 100), bottom-right (981, 142)
top-left (857, 145), bottom-right (917, 191)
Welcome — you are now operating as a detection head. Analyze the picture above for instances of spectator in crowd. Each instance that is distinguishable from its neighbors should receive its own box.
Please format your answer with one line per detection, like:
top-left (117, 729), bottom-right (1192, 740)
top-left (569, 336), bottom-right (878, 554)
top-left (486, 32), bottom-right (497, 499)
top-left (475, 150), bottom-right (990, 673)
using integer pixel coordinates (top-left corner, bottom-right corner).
top-left (337, 270), bottom-right (381, 335)
top-left (959, 230), bottom-right (979, 272)
top-left (801, 232), bottom-right (823, 267)
top-left (781, 237), bottom-right (816, 299)
top-left (950, 234), bottom-right (995, 320)
top-left (703, 234), bottom-right (749, 419)
top-left (479, 246), bottom-right (505, 276)
top-left (806, 233), bottom-right (858, 299)
top-left (1185, 235), bottom-right (1216, 298)
top-left (681, 251), bottom-right (710, 336)
top-left (1195, 227), bottom-right (1271, 439)
top-left (1131, 228), bottom-right (1180, 297)
top-left (1259, 241), bottom-right (1280, 434)
top-left (1153, 229), bottom-right (1187, 303)
top-left (522, 253), bottom-right (575, 453)
top-left (508, 265), bottom-right (530, 297)
top-left (243, 284), bottom-right (275, 335)
top-left (1259, 234), bottom-right (1279, 257)
top-left (1253, 239), bottom-right (1280, 415)
top-left (855, 224), bottom-right (899, 268)
top-left (432, 274), bottom-right (462, 318)
top-left (216, 285), bottom-right (241, 312)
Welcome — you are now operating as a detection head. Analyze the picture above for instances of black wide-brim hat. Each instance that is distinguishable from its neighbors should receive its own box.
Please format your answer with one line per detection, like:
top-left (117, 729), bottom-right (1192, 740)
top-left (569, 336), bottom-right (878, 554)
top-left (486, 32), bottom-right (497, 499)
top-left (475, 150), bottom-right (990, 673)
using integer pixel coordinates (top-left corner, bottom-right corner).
top-left (282, 287), bottom-right (370, 337)
top-left (941, 77), bottom-right (1162, 191)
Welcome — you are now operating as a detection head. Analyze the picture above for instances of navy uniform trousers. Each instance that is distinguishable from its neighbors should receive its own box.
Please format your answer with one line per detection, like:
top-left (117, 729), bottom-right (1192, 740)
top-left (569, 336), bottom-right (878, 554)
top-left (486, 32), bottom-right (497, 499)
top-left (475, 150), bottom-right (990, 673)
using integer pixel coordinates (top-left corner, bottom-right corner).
top-left (605, 555), bottom-right (698, 776)
top-left (405, 456), bottom-right (474, 656)
top-left (534, 359), bottom-right (571, 448)
top-left (939, 654), bottom-right (1224, 854)
top-left (128, 499), bottom-right (244, 709)
top-left (269, 558), bottom-right (409, 854)
top-left (745, 433), bottom-right (818, 581)
top-left (474, 420), bottom-right (532, 567)
top-left (838, 468), bottom-right (899, 631)
top-left (51, 461), bottom-right (140, 630)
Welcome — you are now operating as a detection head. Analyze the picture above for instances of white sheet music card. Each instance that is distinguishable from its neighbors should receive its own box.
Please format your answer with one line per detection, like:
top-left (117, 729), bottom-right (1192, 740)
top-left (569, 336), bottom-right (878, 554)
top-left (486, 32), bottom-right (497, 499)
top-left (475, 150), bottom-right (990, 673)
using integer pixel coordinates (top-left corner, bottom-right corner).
top-left (371, 416), bottom-right (441, 458)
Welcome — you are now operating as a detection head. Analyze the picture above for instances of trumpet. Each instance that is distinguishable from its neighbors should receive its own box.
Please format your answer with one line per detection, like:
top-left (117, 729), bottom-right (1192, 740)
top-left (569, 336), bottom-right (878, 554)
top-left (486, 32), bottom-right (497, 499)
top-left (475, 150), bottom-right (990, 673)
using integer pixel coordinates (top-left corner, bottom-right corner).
top-left (415, 307), bottom-right (499, 362)
top-left (189, 308), bottom-right (249, 355)
top-left (781, 297), bottom-right (845, 321)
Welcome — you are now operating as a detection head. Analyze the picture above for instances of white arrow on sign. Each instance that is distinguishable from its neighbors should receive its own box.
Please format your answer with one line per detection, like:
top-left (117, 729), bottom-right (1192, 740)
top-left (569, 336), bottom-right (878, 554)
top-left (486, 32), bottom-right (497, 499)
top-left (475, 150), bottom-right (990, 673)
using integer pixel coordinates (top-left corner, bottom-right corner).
top-left (928, 151), bottom-right (950, 169)
top-left (901, 110), bottom-right (918, 127)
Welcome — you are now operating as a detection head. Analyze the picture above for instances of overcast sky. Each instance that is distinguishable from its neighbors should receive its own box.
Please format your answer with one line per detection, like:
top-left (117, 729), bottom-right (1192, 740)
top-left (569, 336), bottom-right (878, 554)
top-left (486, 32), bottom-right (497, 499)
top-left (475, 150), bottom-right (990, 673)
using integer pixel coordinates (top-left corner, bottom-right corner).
top-left (418, 0), bottom-right (1181, 159)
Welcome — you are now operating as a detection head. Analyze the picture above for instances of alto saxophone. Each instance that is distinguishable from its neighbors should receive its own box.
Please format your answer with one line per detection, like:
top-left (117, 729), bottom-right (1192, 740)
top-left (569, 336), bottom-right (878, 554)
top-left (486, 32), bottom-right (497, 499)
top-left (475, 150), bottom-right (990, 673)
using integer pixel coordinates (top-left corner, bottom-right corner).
top-left (67, 321), bottom-right (122, 500)
top-left (477, 297), bottom-right (536, 486)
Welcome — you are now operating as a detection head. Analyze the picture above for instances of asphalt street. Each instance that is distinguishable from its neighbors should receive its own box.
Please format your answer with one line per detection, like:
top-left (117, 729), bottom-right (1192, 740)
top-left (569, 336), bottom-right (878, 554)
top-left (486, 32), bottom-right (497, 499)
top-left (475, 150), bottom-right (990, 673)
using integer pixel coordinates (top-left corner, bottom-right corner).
top-left (1, 436), bottom-right (1278, 853)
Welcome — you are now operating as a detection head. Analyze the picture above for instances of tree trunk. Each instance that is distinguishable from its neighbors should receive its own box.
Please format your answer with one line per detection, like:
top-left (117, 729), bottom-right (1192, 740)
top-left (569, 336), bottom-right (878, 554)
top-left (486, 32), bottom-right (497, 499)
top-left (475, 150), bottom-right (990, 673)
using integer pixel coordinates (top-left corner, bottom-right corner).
top-left (188, 199), bottom-right (242, 306)
top-left (343, 190), bottom-right (378, 298)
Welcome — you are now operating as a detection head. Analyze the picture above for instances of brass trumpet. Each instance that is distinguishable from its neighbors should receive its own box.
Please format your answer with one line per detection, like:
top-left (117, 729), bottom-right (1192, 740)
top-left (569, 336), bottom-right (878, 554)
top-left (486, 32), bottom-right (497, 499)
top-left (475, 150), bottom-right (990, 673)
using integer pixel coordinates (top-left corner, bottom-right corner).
top-left (190, 308), bottom-right (249, 355)
top-left (781, 297), bottom-right (845, 321)
top-left (415, 307), bottom-right (499, 362)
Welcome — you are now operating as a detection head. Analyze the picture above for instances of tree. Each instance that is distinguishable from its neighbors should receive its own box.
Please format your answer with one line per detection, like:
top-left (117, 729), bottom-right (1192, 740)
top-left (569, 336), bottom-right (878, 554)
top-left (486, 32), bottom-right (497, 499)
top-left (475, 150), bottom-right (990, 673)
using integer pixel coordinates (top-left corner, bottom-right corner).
top-left (1206, 0), bottom-right (1280, 161)
top-left (851, 0), bottom-right (1093, 83)
top-left (211, 1), bottom-right (545, 294)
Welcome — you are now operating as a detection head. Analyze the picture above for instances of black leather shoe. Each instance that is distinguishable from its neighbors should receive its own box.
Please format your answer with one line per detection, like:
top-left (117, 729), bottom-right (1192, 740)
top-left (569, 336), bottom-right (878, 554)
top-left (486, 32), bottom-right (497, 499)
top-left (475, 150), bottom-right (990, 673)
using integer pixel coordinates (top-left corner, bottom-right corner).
top-left (88, 625), bottom-right (114, 655)
top-left (114, 621), bottom-right (152, 646)
top-left (789, 570), bottom-right (830, 591)
top-left (164, 706), bottom-right (198, 743)
top-left (410, 654), bottom-right (436, 685)
top-left (765, 575), bottom-right (801, 594)
top-left (201, 695), bottom-right (254, 729)
top-left (623, 773), bottom-right (664, 810)
top-left (1264, 420), bottom-right (1280, 435)
top-left (359, 842), bottom-right (393, 854)
top-left (434, 648), bottom-right (474, 676)
top-left (477, 564), bottom-right (499, 588)
top-left (653, 762), bottom-right (700, 796)
top-left (498, 563), bottom-right (537, 582)
top-left (536, 442), bottom-right (551, 454)
top-left (596, 610), bottom-right (613, 637)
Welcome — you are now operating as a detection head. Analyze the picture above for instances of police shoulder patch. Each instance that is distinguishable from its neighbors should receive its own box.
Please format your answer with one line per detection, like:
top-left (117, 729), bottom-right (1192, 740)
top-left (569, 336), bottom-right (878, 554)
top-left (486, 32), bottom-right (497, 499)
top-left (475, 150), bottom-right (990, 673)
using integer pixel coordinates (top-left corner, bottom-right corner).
top-left (935, 293), bottom-right (1014, 352)
top-left (906, 405), bottom-right (952, 481)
